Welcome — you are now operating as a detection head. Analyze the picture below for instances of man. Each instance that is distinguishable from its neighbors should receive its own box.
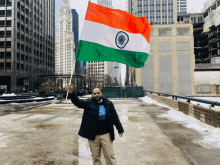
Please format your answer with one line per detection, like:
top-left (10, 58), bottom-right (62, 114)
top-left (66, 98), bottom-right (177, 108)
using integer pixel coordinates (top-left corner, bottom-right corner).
top-left (67, 84), bottom-right (124, 165)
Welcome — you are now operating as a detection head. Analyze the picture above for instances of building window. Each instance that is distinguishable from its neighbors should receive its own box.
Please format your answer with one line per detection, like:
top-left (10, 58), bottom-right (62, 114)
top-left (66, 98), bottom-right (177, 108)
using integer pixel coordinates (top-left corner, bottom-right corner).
top-left (0, 0), bottom-right (5, 7)
top-left (17, 53), bottom-right (20, 60)
top-left (6, 0), bottom-right (12, 6)
top-left (0, 62), bottom-right (4, 69)
top-left (177, 28), bottom-right (190, 35)
top-left (6, 31), bottom-right (11, 38)
top-left (159, 28), bottom-right (172, 36)
top-left (21, 54), bottom-right (24, 61)
top-left (6, 10), bottom-right (11, 17)
top-left (6, 20), bottom-right (11, 27)
top-left (0, 21), bottom-right (4, 27)
top-left (6, 52), bottom-right (11, 59)
top-left (0, 52), bottom-right (4, 59)
top-left (6, 62), bottom-right (11, 69)
top-left (0, 10), bottom-right (5, 17)
top-left (0, 41), bottom-right (4, 48)
top-left (0, 31), bottom-right (4, 38)
top-left (17, 63), bottom-right (20, 70)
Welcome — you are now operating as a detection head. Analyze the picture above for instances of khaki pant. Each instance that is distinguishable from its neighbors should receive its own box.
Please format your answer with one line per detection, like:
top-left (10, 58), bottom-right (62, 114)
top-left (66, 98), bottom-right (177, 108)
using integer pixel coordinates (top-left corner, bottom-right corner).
top-left (88, 132), bottom-right (116, 165)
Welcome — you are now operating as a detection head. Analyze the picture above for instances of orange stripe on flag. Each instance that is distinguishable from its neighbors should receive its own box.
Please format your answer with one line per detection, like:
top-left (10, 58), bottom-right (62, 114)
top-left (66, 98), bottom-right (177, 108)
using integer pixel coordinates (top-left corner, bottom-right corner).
top-left (85, 1), bottom-right (152, 43)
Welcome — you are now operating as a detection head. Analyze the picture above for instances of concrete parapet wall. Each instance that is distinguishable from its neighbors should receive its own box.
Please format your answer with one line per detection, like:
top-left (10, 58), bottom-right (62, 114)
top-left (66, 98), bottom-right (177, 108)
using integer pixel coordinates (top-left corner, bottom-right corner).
top-left (145, 93), bottom-right (220, 128)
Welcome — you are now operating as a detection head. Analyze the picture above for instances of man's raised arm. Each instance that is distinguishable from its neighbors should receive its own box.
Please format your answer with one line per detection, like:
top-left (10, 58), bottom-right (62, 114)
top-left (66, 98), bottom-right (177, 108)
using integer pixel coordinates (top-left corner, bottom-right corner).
top-left (67, 84), bottom-right (88, 109)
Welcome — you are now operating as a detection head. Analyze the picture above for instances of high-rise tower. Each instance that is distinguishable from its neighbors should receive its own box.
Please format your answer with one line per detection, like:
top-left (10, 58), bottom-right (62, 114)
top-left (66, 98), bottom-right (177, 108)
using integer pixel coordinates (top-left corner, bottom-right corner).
top-left (0, 0), bottom-right (55, 92)
top-left (128, 0), bottom-right (177, 25)
top-left (97, 0), bottom-right (113, 8)
top-left (177, 0), bottom-right (187, 14)
top-left (71, 9), bottom-right (82, 75)
top-left (55, 0), bottom-right (75, 87)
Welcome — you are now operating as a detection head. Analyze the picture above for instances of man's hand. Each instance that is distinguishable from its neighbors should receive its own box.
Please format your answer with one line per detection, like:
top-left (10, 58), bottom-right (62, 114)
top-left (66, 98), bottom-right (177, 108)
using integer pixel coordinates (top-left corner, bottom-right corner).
top-left (119, 133), bottom-right (123, 137)
top-left (65, 83), bottom-right (75, 94)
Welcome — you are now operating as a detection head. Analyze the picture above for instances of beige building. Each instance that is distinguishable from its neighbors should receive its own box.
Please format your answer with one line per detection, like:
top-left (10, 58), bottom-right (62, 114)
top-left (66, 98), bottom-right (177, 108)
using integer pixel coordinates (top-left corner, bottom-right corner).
top-left (136, 23), bottom-right (195, 95)
top-left (86, 61), bottom-right (110, 87)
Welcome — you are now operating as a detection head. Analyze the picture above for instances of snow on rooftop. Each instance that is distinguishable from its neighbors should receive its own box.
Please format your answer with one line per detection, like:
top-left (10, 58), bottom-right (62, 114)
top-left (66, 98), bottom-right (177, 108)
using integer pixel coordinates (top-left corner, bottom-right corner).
top-left (2, 93), bottom-right (17, 96)
top-left (139, 96), bottom-right (220, 149)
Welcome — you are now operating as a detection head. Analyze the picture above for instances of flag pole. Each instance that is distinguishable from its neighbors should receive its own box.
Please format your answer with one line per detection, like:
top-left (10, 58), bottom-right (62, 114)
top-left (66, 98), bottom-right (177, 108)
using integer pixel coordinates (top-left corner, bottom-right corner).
top-left (66, 60), bottom-right (76, 100)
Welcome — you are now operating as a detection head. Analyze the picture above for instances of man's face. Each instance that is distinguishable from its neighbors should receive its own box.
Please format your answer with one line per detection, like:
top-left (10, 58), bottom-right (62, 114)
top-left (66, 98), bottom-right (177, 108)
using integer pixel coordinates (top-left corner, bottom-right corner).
top-left (92, 88), bottom-right (102, 102)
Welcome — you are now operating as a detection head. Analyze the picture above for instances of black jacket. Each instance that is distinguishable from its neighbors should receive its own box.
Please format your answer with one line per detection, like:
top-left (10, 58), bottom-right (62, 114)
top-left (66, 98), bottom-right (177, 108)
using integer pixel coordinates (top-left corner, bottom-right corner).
top-left (69, 92), bottom-right (124, 141)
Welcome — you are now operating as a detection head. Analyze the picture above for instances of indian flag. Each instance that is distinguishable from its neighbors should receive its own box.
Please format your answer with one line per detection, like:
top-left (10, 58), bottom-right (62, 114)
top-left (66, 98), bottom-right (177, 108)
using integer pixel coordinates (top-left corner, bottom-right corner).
top-left (76, 1), bottom-right (152, 68)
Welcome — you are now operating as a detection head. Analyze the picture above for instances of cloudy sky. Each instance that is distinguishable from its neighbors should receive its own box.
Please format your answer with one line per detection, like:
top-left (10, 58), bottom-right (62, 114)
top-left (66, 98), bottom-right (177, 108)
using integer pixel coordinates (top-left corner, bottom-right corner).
top-left (55, 0), bottom-right (209, 85)
top-left (55, 0), bottom-right (208, 37)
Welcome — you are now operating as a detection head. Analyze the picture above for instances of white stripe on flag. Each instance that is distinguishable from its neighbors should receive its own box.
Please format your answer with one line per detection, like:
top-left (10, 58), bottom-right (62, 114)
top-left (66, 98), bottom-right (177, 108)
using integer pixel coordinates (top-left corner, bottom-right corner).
top-left (80, 20), bottom-right (150, 54)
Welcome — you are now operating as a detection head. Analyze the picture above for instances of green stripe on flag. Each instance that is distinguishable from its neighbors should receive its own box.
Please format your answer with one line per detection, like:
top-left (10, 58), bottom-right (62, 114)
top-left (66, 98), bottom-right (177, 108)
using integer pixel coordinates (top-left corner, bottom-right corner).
top-left (76, 40), bottom-right (149, 68)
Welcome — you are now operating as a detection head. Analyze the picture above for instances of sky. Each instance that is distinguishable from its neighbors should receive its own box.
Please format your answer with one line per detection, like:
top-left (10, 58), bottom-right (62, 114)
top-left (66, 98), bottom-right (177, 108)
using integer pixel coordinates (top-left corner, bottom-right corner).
top-left (55, 0), bottom-right (209, 85)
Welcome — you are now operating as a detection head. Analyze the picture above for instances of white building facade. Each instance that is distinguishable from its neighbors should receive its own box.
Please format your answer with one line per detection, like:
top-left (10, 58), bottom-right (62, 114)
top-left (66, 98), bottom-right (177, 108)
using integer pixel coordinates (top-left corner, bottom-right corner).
top-left (128, 0), bottom-right (177, 24)
top-left (55, 0), bottom-right (75, 87)
top-left (177, 0), bottom-right (187, 14)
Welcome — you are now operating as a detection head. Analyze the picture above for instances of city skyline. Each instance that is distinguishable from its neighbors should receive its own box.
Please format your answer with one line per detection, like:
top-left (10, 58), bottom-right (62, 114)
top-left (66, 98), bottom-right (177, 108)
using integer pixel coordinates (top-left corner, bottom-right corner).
top-left (56, 0), bottom-right (208, 39)
top-left (55, 0), bottom-right (209, 85)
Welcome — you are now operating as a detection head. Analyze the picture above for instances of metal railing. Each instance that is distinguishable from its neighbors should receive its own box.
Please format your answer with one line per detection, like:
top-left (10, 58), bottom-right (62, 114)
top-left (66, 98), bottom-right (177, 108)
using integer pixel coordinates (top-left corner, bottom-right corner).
top-left (146, 90), bottom-right (220, 107)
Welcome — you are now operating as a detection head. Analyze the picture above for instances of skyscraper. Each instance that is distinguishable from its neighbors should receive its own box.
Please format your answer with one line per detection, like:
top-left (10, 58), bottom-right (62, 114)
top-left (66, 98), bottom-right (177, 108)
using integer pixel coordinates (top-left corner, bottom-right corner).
top-left (97, 0), bottom-right (113, 8)
top-left (71, 9), bottom-right (78, 49)
top-left (0, 0), bottom-right (55, 92)
top-left (128, 0), bottom-right (177, 24)
top-left (177, 0), bottom-right (187, 14)
top-left (71, 9), bottom-right (82, 75)
top-left (55, 0), bottom-right (75, 87)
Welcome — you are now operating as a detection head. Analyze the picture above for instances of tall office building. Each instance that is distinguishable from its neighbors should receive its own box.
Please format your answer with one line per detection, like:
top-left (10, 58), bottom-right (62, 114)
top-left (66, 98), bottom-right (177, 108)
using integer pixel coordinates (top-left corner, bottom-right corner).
top-left (110, 62), bottom-right (121, 86)
top-left (71, 9), bottom-right (82, 75)
top-left (55, 0), bottom-right (75, 87)
top-left (177, 0), bottom-right (187, 14)
top-left (0, 0), bottom-right (55, 92)
top-left (128, 0), bottom-right (177, 24)
top-left (126, 0), bottom-right (129, 12)
top-left (97, 0), bottom-right (113, 8)
top-left (71, 9), bottom-right (78, 49)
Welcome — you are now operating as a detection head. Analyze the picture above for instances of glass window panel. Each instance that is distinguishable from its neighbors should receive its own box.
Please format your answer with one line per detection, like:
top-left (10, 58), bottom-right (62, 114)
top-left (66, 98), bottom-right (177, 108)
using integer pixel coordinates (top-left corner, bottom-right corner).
top-left (6, 41), bottom-right (11, 48)
top-left (6, 10), bottom-right (11, 17)
top-left (0, 21), bottom-right (4, 27)
top-left (6, 52), bottom-right (11, 59)
top-left (0, 52), bottom-right (4, 59)
top-left (7, 0), bottom-right (12, 6)
top-left (0, 31), bottom-right (4, 38)
top-left (0, 0), bottom-right (5, 7)
top-left (159, 28), bottom-right (172, 36)
top-left (0, 10), bottom-right (5, 17)
top-left (6, 20), bottom-right (11, 27)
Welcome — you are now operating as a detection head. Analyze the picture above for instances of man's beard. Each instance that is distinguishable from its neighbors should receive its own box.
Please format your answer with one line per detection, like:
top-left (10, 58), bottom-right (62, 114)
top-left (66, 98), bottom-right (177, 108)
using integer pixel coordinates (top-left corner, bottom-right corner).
top-left (92, 96), bottom-right (102, 102)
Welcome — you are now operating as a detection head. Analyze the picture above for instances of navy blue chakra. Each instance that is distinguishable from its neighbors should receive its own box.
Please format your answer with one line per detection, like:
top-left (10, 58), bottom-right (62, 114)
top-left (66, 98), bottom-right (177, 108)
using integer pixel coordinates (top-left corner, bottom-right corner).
top-left (115, 31), bottom-right (129, 49)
